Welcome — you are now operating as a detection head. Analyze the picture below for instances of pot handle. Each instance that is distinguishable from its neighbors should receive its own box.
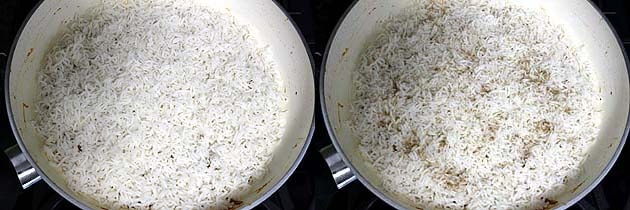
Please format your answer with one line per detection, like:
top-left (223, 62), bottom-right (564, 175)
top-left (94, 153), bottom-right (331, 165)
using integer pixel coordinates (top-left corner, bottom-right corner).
top-left (319, 144), bottom-right (356, 189)
top-left (4, 145), bottom-right (41, 189)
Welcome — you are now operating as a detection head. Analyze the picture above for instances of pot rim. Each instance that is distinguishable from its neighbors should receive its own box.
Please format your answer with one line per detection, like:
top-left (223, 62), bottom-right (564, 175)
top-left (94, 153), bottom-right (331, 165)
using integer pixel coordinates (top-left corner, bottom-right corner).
top-left (4, 0), bottom-right (317, 209)
top-left (318, 0), bottom-right (630, 209)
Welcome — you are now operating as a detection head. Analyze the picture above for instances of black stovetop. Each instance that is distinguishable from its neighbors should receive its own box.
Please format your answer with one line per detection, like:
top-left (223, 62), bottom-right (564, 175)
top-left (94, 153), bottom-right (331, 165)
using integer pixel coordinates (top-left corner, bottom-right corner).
top-left (1, 0), bottom-right (629, 210)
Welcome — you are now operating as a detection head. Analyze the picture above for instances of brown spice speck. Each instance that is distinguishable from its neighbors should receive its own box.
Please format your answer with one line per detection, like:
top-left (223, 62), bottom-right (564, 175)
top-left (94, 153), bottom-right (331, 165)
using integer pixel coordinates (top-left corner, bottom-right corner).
top-left (480, 84), bottom-right (491, 95)
top-left (535, 120), bottom-right (554, 134)
top-left (27, 48), bottom-right (34, 57)
top-left (564, 107), bottom-right (572, 113)
top-left (403, 139), bottom-right (419, 154)
top-left (342, 48), bottom-right (349, 57)
top-left (442, 168), bottom-right (467, 191)
top-left (437, 139), bottom-right (447, 149)
top-left (392, 80), bottom-right (399, 93)
top-left (548, 88), bottom-right (560, 96)
top-left (377, 119), bottom-right (390, 127)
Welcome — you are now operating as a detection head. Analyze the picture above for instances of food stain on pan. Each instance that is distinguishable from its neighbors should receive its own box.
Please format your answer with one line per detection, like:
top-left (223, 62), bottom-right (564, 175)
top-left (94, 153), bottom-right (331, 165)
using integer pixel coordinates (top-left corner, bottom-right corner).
top-left (26, 48), bottom-right (34, 58)
top-left (571, 180), bottom-right (586, 193)
top-left (337, 106), bottom-right (342, 125)
top-left (368, 7), bottom-right (377, 15)
top-left (336, 102), bottom-right (345, 124)
top-left (229, 199), bottom-right (243, 205)
top-left (255, 181), bottom-right (270, 193)
top-left (53, 7), bottom-right (62, 15)
top-left (542, 198), bottom-right (559, 210)
top-left (342, 48), bottom-right (349, 57)
top-left (22, 103), bottom-right (30, 124)
top-left (228, 198), bottom-right (244, 210)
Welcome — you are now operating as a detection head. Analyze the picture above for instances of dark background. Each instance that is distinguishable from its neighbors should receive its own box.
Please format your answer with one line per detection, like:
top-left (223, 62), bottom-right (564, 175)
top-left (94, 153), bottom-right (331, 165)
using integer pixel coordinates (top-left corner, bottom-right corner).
top-left (1, 0), bottom-right (629, 210)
